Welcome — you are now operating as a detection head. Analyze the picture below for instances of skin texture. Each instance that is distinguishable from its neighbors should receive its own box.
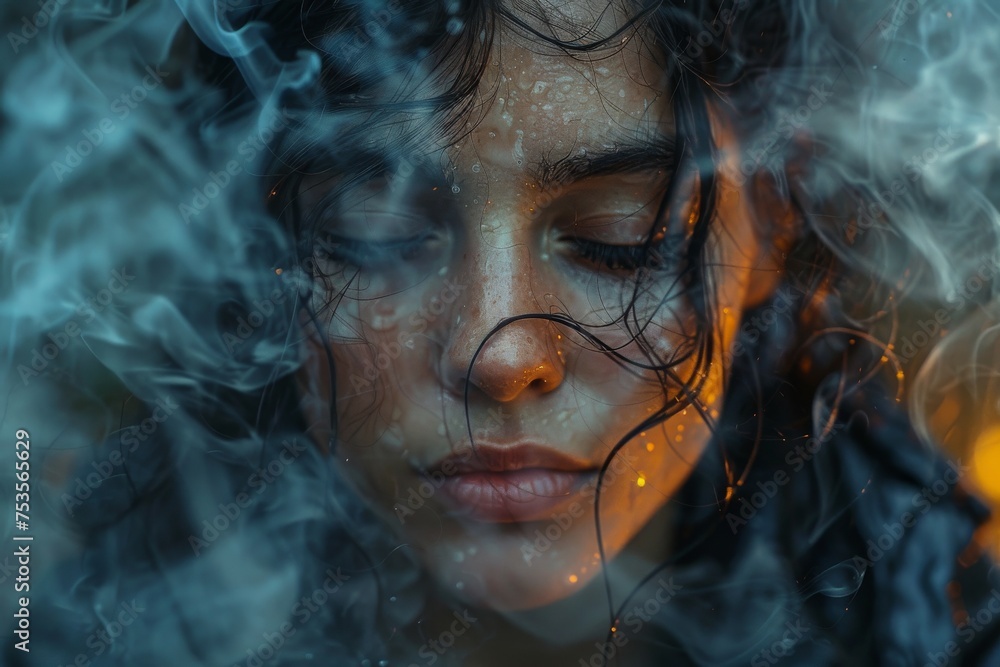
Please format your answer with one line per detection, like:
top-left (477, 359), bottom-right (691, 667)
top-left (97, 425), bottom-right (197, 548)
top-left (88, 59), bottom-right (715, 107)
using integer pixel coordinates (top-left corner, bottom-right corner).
top-left (295, 3), bottom-right (787, 661)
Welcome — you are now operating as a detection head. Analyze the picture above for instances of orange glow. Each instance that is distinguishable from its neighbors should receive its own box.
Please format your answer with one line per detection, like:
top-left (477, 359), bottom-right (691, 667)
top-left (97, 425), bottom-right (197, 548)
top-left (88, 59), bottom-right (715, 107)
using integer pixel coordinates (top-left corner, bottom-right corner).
top-left (973, 426), bottom-right (1000, 503)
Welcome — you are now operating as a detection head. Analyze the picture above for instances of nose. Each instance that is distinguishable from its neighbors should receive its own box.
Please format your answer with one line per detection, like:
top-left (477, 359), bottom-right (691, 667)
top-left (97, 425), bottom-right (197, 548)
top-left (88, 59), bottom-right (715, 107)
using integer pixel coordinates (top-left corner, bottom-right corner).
top-left (441, 245), bottom-right (565, 404)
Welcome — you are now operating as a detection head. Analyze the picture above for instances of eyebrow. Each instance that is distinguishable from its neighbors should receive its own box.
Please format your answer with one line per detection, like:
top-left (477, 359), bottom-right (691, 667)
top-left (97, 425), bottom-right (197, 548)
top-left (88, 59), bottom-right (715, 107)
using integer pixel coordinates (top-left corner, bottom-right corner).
top-left (528, 136), bottom-right (678, 190)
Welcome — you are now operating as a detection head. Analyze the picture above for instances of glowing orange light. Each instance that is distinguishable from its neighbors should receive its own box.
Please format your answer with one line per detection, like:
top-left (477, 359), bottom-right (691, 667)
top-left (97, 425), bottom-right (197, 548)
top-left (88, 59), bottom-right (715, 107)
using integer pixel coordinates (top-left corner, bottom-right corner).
top-left (646, 442), bottom-right (655, 452)
top-left (569, 574), bottom-right (578, 583)
top-left (974, 426), bottom-right (1000, 503)
top-left (637, 476), bottom-right (646, 488)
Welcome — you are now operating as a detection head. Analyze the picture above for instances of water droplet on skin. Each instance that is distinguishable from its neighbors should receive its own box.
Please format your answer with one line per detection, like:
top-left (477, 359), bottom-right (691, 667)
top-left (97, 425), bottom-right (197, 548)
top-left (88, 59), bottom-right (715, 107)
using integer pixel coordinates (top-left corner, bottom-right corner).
top-left (437, 424), bottom-right (447, 437)
top-left (472, 163), bottom-right (481, 173)
top-left (540, 253), bottom-right (550, 261)
top-left (389, 596), bottom-right (397, 602)
top-left (454, 551), bottom-right (465, 562)
top-left (438, 266), bottom-right (448, 276)
top-left (488, 131), bottom-right (496, 139)
top-left (451, 184), bottom-right (461, 194)
top-left (456, 582), bottom-right (465, 590)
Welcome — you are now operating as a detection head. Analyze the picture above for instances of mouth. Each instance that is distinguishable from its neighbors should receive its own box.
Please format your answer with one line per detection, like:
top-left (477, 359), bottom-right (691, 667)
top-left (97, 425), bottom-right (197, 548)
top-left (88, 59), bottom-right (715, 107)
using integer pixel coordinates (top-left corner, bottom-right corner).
top-left (427, 443), bottom-right (599, 523)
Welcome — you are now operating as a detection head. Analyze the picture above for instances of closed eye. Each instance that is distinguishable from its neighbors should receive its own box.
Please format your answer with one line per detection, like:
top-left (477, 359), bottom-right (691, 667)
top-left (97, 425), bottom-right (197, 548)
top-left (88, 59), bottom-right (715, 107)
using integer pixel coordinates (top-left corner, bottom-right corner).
top-left (315, 232), bottom-right (442, 270)
top-left (565, 234), bottom-right (688, 273)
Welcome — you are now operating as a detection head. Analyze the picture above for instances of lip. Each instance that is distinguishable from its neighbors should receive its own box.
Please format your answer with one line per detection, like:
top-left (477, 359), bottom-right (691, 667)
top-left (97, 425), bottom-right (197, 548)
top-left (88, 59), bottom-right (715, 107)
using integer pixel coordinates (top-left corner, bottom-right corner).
top-left (429, 443), bottom-right (598, 523)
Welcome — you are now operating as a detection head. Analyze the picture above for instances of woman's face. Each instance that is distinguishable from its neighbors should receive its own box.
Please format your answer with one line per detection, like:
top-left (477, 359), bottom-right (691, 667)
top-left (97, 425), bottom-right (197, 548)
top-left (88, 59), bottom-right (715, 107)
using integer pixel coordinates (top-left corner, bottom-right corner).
top-left (297, 13), bottom-right (776, 612)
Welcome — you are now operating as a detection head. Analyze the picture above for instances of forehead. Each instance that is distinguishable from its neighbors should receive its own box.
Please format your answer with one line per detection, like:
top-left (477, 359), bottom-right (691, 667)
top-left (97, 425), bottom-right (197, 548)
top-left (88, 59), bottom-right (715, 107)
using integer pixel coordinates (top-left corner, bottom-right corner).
top-left (449, 34), bottom-right (673, 174)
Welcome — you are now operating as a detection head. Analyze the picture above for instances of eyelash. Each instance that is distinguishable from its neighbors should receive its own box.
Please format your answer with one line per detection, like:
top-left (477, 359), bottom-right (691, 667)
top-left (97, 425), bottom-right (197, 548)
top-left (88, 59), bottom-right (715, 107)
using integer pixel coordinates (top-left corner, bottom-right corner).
top-left (567, 235), bottom-right (687, 272)
top-left (315, 233), bottom-right (434, 269)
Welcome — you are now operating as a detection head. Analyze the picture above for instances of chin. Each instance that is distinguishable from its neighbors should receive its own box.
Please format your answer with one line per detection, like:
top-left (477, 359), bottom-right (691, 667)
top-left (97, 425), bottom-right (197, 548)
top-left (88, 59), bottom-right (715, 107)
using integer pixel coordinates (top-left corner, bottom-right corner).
top-left (419, 520), bottom-right (608, 611)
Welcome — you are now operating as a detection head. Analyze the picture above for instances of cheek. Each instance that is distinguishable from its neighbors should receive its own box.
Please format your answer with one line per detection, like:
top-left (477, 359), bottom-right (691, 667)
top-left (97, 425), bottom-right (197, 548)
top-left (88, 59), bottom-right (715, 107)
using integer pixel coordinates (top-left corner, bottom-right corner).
top-left (590, 397), bottom-right (716, 533)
